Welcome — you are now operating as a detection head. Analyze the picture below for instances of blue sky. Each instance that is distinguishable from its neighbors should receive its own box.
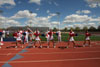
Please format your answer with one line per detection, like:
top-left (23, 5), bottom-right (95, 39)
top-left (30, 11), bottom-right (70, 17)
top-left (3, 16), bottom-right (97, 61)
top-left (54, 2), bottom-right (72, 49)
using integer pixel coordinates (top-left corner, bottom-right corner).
top-left (0, 0), bottom-right (100, 29)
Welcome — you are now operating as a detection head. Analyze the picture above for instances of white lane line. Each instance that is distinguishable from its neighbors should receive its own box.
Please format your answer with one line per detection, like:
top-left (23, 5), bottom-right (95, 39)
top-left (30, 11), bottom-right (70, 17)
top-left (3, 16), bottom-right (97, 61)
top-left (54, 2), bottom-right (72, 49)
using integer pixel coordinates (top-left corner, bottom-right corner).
top-left (7, 53), bottom-right (12, 56)
top-left (0, 57), bottom-right (100, 63)
top-left (0, 51), bottom-right (100, 56)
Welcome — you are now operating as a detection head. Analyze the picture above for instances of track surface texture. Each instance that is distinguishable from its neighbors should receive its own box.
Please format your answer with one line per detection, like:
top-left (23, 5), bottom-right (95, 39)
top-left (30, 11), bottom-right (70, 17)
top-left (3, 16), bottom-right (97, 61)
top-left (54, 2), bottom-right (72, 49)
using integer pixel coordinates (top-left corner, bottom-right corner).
top-left (0, 41), bottom-right (100, 67)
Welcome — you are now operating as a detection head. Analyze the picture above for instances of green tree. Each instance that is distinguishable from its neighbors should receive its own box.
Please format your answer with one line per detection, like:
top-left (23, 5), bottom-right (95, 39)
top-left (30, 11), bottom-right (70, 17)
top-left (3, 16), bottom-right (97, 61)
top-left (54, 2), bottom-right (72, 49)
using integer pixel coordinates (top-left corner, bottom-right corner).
top-left (98, 25), bottom-right (100, 31)
top-left (69, 27), bottom-right (74, 31)
top-left (89, 26), bottom-right (97, 31)
top-left (53, 27), bottom-right (58, 31)
top-left (63, 27), bottom-right (68, 32)
top-left (75, 27), bottom-right (81, 31)
top-left (83, 26), bottom-right (88, 31)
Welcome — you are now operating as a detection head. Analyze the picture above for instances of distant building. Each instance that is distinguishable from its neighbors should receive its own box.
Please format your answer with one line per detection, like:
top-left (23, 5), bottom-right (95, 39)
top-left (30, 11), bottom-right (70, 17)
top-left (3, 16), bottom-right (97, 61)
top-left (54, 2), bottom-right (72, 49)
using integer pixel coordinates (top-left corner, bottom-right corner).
top-left (7, 26), bottom-right (49, 32)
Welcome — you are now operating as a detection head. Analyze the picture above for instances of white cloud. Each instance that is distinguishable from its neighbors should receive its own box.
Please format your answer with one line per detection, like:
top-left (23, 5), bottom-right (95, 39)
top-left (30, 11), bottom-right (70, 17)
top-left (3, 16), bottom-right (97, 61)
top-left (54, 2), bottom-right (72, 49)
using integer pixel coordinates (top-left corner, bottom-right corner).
top-left (88, 22), bottom-right (95, 26)
top-left (84, 23), bottom-right (97, 28)
top-left (51, 21), bottom-right (59, 25)
top-left (0, 16), bottom-right (20, 28)
top-left (63, 14), bottom-right (100, 29)
top-left (65, 24), bottom-right (82, 29)
top-left (74, 23), bottom-right (96, 29)
top-left (76, 10), bottom-right (91, 14)
top-left (54, 2), bottom-right (59, 6)
top-left (47, 10), bottom-right (50, 14)
top-left (26, 18), bottom-right (51, 27)
top-left (49, 13), bottom-right (57, 17)
top-left (90, 17), bottom-right (100, 22)
top-left (65, 22), bottom-right (97, 29)
top-left (48, 1), bottom-right (59, 6)
top-left (5, 6), bottom-right (13, 9)
top-left (63, 14), bottom-right (92, 23)
top-left (0, 0), bottom-right (16, 6)
top-left (11, 10), bottom-right (37, 19)
top-left (76, 10), bottom-right (81, 14)
top-left (63, 14), bottom-right (100, 24)
top-left (89, 3), bottom-right (97, 8)
top-left (66, 25), bottom-right (74, 29)
top-left (36, 8), bottom-right (40, 11)
top-left (46, 13), bottom-right (57, 19)
top-left (29, 0), bottom-right (41, 5)
top-left (10, 10), bottom-right (58, 28)
top-left (1, 9), bottom-right (99, 29)
top-left (85, 0), bottom-right (100, 8)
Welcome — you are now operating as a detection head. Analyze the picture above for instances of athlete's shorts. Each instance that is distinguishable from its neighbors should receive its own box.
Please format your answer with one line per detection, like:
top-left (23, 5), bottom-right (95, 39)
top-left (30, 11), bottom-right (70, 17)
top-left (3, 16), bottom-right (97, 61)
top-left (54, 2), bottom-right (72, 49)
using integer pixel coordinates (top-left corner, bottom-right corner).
top-left (86, 37), bottom-right (90, 40)
top-left (69, 37), bottom-right (74, 41)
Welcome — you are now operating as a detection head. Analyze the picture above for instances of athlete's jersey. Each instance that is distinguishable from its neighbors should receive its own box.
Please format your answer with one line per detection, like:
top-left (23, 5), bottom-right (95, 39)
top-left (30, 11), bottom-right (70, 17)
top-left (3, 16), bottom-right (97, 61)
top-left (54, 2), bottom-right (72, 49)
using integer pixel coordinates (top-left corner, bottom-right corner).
top-left (34, 31), bottom-right (41, 40)
top-left (69, 32), bottom-right (75, 37)
top-left (85, 32), bottom-right (91, 40)
top-left (69, 31), bottom-right (75, 41)
top-left (85, 32), bottom-right (91, 36)
top-left (34, 31), bottom-right (40, 37)
top-left (48, 31), bottom-right (53, 37)
top-left (46, 31), bottom-right (49, 38)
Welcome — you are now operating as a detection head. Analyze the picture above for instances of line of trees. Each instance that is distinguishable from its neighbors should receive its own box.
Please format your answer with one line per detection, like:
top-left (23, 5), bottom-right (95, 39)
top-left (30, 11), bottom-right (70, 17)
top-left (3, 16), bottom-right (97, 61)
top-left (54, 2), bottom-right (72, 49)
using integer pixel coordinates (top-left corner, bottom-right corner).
top-left (53, 25), bottom-right (100, 32)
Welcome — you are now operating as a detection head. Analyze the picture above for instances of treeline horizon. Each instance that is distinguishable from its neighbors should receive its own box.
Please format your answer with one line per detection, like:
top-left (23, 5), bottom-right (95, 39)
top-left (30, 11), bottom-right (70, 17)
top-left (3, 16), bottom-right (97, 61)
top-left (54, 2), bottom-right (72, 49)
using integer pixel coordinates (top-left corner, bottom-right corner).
top-left (53, 25), bottom-right (100, 32)
top-left (0, 25), bottom-right (100, 32)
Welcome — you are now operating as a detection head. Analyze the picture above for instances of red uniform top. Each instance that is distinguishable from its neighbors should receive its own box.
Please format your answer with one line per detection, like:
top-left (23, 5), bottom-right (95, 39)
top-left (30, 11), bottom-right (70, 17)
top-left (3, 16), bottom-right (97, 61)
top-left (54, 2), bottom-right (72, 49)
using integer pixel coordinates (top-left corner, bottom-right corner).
top-left (0, 30), bottom-right (2, 32)
top-left (69, 32), bottom-right (75, 37)
top-left (29, 32), bottom-right (33, 36)
top-left (0, 30), bottom-right (3, 35)
top-left (34, 31), bottom-right (40, 37)
top-left (19, 30), bottom-right (23, 34)
top-left (13, 32), bottom-right (18, 37)
top-left (17, 32), bottom-right (20, 37)
top-left (48, 31), bottom-right (53, 37)
top-left (85, 33), bottom-right (91, 36)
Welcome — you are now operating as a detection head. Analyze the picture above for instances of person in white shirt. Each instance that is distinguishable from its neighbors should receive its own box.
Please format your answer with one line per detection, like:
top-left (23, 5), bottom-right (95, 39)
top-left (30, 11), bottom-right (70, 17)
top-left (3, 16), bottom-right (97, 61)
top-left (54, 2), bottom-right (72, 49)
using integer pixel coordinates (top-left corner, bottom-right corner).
top-left (16, 30), bottom-right (22, 48)
top-left (0, 29), bottom-right (3, 48)
top-left (45, 30), bottom-right (49, 43)
top-left (25, 30), bottom-right (29, 43)
top-left (6, 29), bottom-right (10, 38)
top-left (57, 30), bottom-right (62, 42)
top-left (2, 30), bottom-right (6, 38)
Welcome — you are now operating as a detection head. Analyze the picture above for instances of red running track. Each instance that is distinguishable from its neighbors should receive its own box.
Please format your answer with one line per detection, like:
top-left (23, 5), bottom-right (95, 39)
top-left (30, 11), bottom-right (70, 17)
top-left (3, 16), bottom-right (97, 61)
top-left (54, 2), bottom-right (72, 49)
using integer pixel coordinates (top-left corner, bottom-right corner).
top-left (0, 41), bottom-right (100, 67)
